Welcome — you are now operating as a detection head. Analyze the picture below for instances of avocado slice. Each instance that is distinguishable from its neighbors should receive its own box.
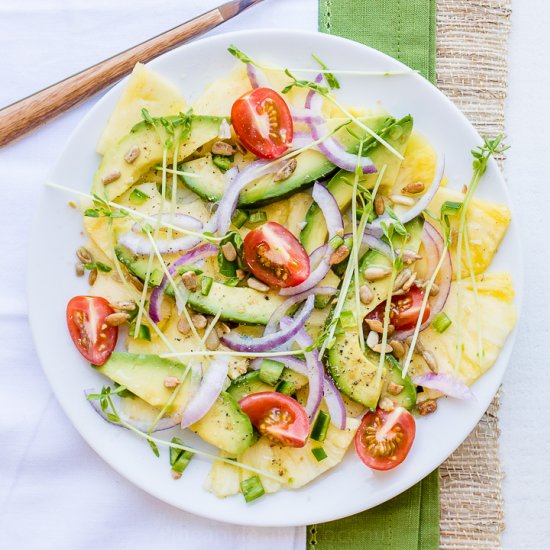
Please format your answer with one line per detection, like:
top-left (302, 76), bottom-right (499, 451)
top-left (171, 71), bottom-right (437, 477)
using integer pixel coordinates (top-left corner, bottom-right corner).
top-left (114, 244), bottom-right (285, 325)
top-left (379, 356), bottom-right (417, 411)
top-left (92, 115), bottom-right (225, 200)
top-left (300, 116), bottom-right (414, 253)
top-left (325, 217), bottom-right (424, 408)
top-left (95, 352), bottom-right (255, 455)
top-left (179, 116), bottom-right (389, 208)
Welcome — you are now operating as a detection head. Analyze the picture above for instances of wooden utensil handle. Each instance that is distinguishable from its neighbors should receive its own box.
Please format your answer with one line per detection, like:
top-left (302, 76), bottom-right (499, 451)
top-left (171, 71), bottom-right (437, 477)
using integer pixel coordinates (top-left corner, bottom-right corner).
top-left (0, 9), bottom-right (222, 147)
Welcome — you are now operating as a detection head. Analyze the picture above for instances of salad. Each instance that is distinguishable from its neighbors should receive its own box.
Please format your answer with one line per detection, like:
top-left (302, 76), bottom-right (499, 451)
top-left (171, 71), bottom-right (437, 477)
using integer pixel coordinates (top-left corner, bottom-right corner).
top-left (58, 46), bottom-right (516, 502)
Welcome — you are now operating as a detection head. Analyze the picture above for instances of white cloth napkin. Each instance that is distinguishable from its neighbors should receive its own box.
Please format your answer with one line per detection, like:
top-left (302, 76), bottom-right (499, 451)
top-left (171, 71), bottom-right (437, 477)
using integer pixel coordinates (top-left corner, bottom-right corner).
top-left (0, 1), bottom-right (315, 548)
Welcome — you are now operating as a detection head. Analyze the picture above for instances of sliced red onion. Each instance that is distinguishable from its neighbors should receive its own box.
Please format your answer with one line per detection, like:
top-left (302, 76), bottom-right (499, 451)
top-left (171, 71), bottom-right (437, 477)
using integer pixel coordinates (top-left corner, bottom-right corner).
top-left (180, 357), bottom-right (230, 428)
top-left (149, 243), bottom-right (219, 322)
top-left (280, 255), bottom-right (331, 297)
top-left (291, 107), bottom-right (325, 124)
top-left (304, 77), bottom-right (376, 175)
top-left (312, 183), bottom-right (344, 238)
top-left (220, 295), bottom-right (314, 352)
top-left (291, 130), bottom-right (315, 150)
top-left (265, 286), bottom-right (337, 335)
top-left (392, 223), bottom-right (452, 340)
top-left (362, 233), bottom-right (393, 258)
top-left (246, 64), bottom-right (271, 88)
top-left (280, 319), bottom-right (324, 419)
top-left (84, 389), bottom-right (178, 432)
top-left (413, 373), bottom-right (474, 400)
top-left (248, 354), bottom-right (345, 428)
top-left (365, 151), bottom-right (445, 236)
top-left (216, 161), bottom-right (270, 235)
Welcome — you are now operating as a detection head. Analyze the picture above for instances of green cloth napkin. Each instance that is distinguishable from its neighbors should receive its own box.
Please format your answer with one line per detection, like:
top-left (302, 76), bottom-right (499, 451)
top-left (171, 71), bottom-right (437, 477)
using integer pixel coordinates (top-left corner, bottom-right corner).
top-left (309, 1), bottom-right (439, 548)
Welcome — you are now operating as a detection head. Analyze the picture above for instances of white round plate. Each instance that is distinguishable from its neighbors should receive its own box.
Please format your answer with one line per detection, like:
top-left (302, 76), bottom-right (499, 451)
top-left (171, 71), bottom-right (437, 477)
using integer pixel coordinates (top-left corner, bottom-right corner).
top-left (28, 29), bottom-right (522, 527)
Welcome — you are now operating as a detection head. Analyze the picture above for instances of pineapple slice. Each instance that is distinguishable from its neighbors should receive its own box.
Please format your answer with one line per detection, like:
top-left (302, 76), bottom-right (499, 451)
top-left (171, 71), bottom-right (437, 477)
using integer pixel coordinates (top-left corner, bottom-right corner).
top-left (205, 417), bottom-right (360, 498)
top-left (97, 63), bottom-right (187, 155)
top-left (409, 271), bottom-right (516, 385)
top-left (428, 187), bottom-right (511, 279)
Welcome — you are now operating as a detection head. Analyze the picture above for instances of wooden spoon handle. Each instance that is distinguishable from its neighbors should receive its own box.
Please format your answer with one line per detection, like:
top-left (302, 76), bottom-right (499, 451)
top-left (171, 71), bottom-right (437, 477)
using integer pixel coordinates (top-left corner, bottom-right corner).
top-left (0, 8), bottom-right (224, 147)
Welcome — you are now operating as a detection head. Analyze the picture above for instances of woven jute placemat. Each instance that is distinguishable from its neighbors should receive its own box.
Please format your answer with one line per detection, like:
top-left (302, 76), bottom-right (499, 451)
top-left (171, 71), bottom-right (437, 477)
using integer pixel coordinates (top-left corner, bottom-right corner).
top-left (437, 1), bottom-right (511, 548)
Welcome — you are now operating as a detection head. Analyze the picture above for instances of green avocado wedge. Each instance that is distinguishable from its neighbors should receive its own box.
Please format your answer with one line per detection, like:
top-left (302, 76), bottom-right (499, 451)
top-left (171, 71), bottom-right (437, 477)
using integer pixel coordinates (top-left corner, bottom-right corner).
top-left (95, 352), bottom-right (255, 455)
top-left (91, 115), bottom-right (225, 200)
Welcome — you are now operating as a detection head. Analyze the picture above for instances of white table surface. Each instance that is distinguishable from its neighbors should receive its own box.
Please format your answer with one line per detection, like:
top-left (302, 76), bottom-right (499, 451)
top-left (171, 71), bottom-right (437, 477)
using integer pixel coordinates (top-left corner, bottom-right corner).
top-left (0, 0), bottom-right (545, 548)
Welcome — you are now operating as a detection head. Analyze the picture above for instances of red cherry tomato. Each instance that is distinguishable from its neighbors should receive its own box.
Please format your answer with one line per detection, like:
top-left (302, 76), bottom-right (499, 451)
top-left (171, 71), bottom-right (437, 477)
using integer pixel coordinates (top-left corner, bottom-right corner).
top-left (231, 87), bottom-right (293, 159)
top-left (368, 286), bottom-right (430, 331)
top-left (239, 392), bottom-right (310, 448)
top-left (66, 296), bottom-right (118, 365)
top-left (243, 222), bottom-right (310, 288)
top-left (355, 407), bottom-right (416, 471)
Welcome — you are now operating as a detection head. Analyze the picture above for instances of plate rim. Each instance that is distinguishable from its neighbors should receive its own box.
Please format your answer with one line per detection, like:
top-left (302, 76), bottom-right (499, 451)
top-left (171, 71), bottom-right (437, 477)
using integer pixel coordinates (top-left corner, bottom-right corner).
top-left (27, 27), bottom-right (523, 527)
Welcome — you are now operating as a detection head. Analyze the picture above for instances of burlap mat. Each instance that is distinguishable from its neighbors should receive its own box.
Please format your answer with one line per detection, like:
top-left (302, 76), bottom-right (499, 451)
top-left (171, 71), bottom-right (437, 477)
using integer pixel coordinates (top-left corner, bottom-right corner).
top-left (436, 1), bottom-right (511, 548)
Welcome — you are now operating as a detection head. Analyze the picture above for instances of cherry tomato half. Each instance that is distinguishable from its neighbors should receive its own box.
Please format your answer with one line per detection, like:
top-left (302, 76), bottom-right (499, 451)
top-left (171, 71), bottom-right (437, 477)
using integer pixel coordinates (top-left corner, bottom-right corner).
top-left (355, 407), bottom-right (416, 471)
top-left (239, 392), bottom-right (310, 448)
top-left (231, 87), bottom-right (293, 159)
top-left (368, 286), bottom-right (430, 331)
top-left (66, 296), bottom-right (118, 365)
top-left (243, 222), bottom-right (310, 288)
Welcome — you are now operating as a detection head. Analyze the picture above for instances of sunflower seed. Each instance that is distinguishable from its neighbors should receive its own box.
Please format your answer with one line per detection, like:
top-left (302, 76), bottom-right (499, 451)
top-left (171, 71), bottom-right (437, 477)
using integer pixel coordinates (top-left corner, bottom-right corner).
top-left (164, 376), bottom-right (180, 388)
top-left (75, 263), bottom-right (85, 277)
top-left (389, 339), bottom-right (406, 359)
top-left (171, 470), bottom-right (183, 480)
top-left (390, 194), bottom-right (415, 206)
top-left (335, 227), bottom-right (345, 238)
top-left (365, 318), bottom-right (384, 333)
top-left (221, 242), bottom-right (237, 262)
top-left (417, 399), bottom-right (437, 415)
top-left (236, 269), bottom-right (246, 280)
top-left (177, 315), bottom-right (191, 335)
top-left (329, 245), bottom-right (350, 266)
top-left (205, 329), bottom-right (220, 351)
top-left (101, 169), bottom-right (121, 184)
top-left (402, 181), bottom-right (425, 194)
top-left (374, 196), bottom-right (385, 216)
top-left (181, 271), bottom-right (199, 291)
top-left (373, 343), bottom-right (393, 354)
top-left (274, 158), bottom-right (298, 182)
top-left (429, 283), bottom-right (440, 296)
top-left (88, 269), bottom-right (98, 285)
top-left (76, 246), bottom-right (92, 264)
top-left (364, 266), bottom-right (391, 281)
top-left (378, 397), bottom-right (395, 412)
top-left (104, 312), bottom-right (131, 326)
top-left (402, 271), bottom-right (417, 292)
top-left (393, 268), bottom-right (412, 291)
top-left (113, 301), bottom-right (135, 311)
top-left (215, 322), bottom-right (231, 337)
top-left (366, 331), bottom-right (379, 350)
top-left (400, 249), bottom-right (422, 265)
top-left (123, 145), bottom-right (140, 164)
top-left (191, 314), bottom-right (207, 329)
top-left (247, 277), bottom-right (269, 292)
top-left (388, 382), bottom-right (404, 395)
top-left (422, 350), bottom-right (438, 372)
top-left (359, 284), bottom-right (374, 305)
top-left (211, 141), bottom-right (235, 156)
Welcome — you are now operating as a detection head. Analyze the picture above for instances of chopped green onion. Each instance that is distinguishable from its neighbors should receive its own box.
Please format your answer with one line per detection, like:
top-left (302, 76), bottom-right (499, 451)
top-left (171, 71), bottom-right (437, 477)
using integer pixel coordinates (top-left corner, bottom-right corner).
top-left (231, 209), bottom-right (249, 229)
top-left (130, 323), bottom-right (151, 341)
top-left (248, 211), bottom-right (267, 225)
top-left (177, 266), bottom-right (203, 276)
top-left (276, 380), bottom-right (294, 395)
top-left (129, 188), bottom-right (150, 205)
top-left (340, 310), bottom-right (356, 329)
top-left (311, 447), bottom-right (328, 462)
top-left (170, 437), bottom-right (194, 474)
top-left (201, 276), bottom-right (213, 296)
top-left (240, 475), bottom-right (265, 503)
top-left (314, 294), bottom-right (333, 309)
top-left (328, 235), bottom-right (344, 250)
top-left (212, 154), bottom-right (233, 172)
top-left (259, 359), bottom-right (285, 386)
top-left (224, 277), bottom-right (241, 287)
top-left (310, 411), bottom-right (330, 442)
top-left (431, 312), bottom-right (452, 333)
